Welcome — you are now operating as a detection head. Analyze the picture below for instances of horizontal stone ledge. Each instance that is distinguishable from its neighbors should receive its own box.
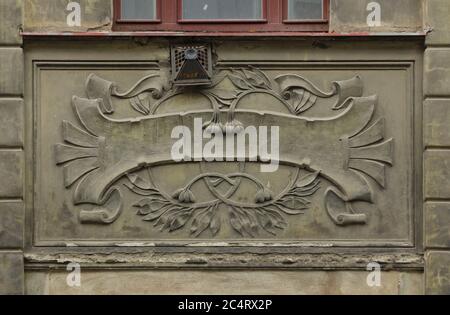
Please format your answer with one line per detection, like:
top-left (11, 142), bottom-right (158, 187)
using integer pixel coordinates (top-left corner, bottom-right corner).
top-left (21, 31), bottom-right (428, 41)
top-left (24, 252), bottom-right (425, 271)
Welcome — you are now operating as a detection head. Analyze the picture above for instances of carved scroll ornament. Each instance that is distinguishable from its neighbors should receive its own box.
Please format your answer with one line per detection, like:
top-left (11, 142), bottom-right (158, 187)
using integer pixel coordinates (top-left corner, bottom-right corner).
top-left (55, 67), bottom-right (393, 237)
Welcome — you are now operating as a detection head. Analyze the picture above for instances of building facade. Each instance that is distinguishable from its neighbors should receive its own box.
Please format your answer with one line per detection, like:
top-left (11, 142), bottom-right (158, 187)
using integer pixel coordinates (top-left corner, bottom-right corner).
top-left (0, 0), bottom-right (449, 295)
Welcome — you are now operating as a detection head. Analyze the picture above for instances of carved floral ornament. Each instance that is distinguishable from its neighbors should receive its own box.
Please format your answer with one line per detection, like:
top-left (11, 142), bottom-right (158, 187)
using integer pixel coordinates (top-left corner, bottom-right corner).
top-left (55, 67), bottom-right (394, 238)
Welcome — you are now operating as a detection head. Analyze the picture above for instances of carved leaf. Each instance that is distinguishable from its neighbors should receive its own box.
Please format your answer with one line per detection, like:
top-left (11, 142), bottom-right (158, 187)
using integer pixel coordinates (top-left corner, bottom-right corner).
top-left (134, 198), bottom-right (169, 215)
top-left (55, 144), bottom-right (98, 164)
top-left (277, 196), bottom-right (309, 211)
top-left (215, 98), bottom-right (233, 108)
top-left (296, 171), bottom-right (321, 188)
top-left (275, 74), bottom-right (336, 99)
top-left (62, 121), bottom-right (99, 148)
top-left (191, 210), bottom-right (213, 235)
top-left (349, 138), bottom-right (394, 165)
top-left (169, 212), bottom-right (191, 232)
top-left (348, 159), bottom-right (386, 188)
top-left (210, 213), bottom-right (221, 236)
top-left (113, 74), bottom-right (164, 100)
top-left (126, 184), bottom-right (160, 197)
top-left (292, 89), bottom-right (318, 114)
top-left (229, 210), bottom-right (245, 236)
top-left (255, 209), bottom-right (287, 234)
top-left (156, 208), bottom-right (184, 230)
top-left (229, 208), bottom-right (260, 237)
top-left (266, 210), bottom-right (288, 229)
top-left (127, 173), bottom-right (155, 191)
top-left (243, 69), bottom-right (269, 89)
top-left (228, 74), bottom-right (251, 90)
top-left (349, 118), bottom-right (385, 148)
top-left (62, 157), bottom-right (99, 188)
top-left (292, 185), bottom-right (321, 197)
top-left (130, 97), bottom-right (150, 115)
top-left (142, 207), bottom-right (170, 221)
top-left (248, 66), bottom-right (272, 89)
top-left (255, 211), bottom-right (275, 235)
top-left (209, 89), bottom-right (239, 100)
top-left (246, 212), bottom-right (260, 236)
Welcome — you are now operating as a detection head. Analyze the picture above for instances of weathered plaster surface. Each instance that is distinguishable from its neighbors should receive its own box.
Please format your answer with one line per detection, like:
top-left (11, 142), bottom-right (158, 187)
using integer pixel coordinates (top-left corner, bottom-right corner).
top-left (4, 0), bottom-right (450, 295)
top-left (26, 270), bottom-right (423, 295)
top-left (0, 0), bottom-right (22, 44)
top-left (24, 0), bottom-right (111, 32)
top-left (0, 0), bottom-right (24, 296)
top-left (24, 252), bottom-right (424, 270)
top-left (330, 0), bottom-right (423, 33)
top-left (424, 0), bottom-right (450, 295)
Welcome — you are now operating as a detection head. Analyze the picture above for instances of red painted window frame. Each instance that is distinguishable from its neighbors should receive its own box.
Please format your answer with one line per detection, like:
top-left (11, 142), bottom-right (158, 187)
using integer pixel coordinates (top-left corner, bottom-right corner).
top-left (113, 0), bottom-right (329, 33)
top-left (283, 0), bottom-right (329, 24)
top-left (177, 0), bottom-right (268, 24)
top-left (114, 0), bottom-right (162, 24)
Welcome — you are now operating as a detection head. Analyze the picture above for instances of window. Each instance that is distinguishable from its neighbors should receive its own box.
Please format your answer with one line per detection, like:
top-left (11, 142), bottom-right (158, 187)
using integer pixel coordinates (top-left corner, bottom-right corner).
top-left (181, 0), bottom-right (264, 21)
top-left (120, 0), bottom-right (157, 21)
top-left (114, 0), bottom-right (329, 33)
top-left (285, 0), bottom-right (324, 21)
top-left (117, 0), bottom-right (160, 22)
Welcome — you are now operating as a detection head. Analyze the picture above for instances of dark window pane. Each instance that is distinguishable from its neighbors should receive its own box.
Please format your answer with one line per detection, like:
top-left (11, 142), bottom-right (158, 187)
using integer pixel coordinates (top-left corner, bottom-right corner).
top-left (121, 0), bottom-right (156, 20)
top-left (182, 0), bottom-right (263, 20)
top-left (287, 0), bottom-right (323, 20)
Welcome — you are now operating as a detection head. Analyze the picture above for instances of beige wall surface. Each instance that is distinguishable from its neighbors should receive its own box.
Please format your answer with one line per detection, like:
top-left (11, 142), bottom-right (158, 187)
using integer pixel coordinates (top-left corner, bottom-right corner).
top-left (20, 37), bottom-right (424, 294)
top-left (0, 0), bottom-right (25, 295)
top-left (424, 0), bottom-right (450, 294)
top-left (2, 0), bottom-right (450, 296)
top-left (26, 270), bottom-right (423, 295)
top-left (22, 0), bottom-right (424, 34)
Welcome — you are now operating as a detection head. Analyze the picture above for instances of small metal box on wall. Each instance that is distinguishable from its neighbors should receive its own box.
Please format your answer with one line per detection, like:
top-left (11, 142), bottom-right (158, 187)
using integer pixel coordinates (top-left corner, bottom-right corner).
top-left (171, 44), bottom-right (213, 86)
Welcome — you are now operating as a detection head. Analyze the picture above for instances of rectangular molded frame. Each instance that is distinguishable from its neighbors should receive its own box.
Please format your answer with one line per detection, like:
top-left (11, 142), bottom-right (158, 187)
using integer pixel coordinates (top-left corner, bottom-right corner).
top-left (23, 38), bottom-right (424, 269)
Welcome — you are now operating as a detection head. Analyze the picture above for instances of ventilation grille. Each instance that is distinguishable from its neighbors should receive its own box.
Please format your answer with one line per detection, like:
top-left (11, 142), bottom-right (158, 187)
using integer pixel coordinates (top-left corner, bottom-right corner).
top-left (171, 44), bottom-right (212, 86)
top-left (174, 45), bottom-right (209, 72)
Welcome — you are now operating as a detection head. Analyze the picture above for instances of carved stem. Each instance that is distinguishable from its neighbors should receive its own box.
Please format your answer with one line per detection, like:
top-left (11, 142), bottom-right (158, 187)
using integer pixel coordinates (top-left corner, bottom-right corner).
top-left (227, 89), bottom-right (295, 122)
